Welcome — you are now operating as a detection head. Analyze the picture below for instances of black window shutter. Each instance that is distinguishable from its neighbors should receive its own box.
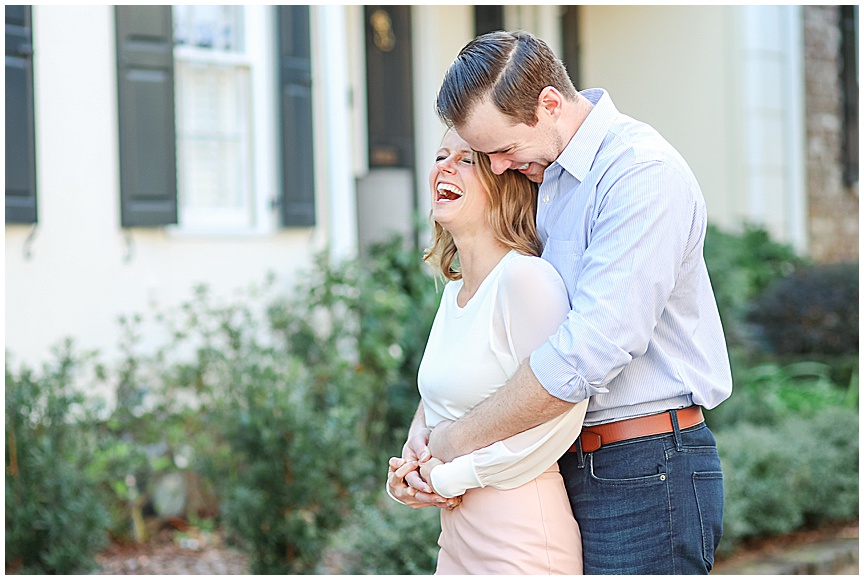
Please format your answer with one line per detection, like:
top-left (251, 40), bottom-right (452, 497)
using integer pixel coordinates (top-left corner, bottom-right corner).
top-left (115, 6), bottom-right (177, 227)
top-left (6, 5), bottom-right (38, 224)
top-left (561, 6), bottom-right (581, 89)
top-left (278, 6), bottom-right (315, 227)
top-left (474, 6), bottom-right (504, 37)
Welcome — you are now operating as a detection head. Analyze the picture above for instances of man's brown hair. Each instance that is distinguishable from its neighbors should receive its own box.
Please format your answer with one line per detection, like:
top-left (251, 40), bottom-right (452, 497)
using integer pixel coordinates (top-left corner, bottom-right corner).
top-left (436, 30), bottom-right (577, 129)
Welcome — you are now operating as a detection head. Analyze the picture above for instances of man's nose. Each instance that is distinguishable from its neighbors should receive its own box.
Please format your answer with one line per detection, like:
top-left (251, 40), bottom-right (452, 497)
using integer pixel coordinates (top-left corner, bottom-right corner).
top-left (489, 155), bottom-right (510, 175)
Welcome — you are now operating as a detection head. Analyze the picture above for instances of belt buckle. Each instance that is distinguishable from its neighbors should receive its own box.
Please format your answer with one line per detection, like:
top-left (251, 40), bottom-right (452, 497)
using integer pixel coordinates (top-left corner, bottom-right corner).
top-left (580, 431), bottom-right (602, 453)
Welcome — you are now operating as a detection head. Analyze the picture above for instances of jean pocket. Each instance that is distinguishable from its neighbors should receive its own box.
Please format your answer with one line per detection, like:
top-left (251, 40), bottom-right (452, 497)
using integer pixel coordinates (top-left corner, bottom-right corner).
top-left (588, 442), bottom-right (668, 486)
top-left (692, 471), bottom-right (724, 570)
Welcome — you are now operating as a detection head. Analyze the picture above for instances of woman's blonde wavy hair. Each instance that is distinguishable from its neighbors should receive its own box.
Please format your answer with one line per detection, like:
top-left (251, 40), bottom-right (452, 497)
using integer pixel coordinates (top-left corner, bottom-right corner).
top-left (423, 147), bottom-right (542, 281)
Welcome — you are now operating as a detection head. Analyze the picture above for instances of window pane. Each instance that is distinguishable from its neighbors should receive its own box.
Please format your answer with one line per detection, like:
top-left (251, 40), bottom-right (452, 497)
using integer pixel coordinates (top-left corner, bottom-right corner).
top-left (175, 60), bottom-right (251, 226)
top-left (173, 5), bottom-right (244, 53)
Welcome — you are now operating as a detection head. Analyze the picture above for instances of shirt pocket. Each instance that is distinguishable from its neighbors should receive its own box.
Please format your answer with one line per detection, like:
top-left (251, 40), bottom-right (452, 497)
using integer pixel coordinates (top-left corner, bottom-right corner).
top-left (541, 238), bottom-right (585, 299)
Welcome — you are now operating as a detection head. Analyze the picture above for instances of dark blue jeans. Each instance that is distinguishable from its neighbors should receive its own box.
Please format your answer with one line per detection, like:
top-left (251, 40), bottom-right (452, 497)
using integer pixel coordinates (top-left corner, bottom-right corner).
top-left (558, 414), bottom-right (724, 574)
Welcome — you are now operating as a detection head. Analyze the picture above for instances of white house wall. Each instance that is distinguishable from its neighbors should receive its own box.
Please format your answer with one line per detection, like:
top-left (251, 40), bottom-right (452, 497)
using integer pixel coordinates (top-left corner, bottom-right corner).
top-left (738, 5), bottom-right (807, 252)
top-left (5, 6), bottom-right (336, 367)
top-left (579, 5), bottom-right (740, 232)
top-left (6, 5), bottom-right (814, 368)
top-left (578, 5), bottom-right (806, 250)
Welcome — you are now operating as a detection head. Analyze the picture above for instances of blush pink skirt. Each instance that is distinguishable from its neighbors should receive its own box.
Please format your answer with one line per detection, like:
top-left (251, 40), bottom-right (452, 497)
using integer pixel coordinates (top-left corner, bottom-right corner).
top-left (435, 464), bottom-right (582, 575)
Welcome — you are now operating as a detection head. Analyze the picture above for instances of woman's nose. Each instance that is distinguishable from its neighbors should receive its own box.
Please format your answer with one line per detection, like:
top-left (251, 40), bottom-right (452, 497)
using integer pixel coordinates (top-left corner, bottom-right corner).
top-left (437, 157), bottom-right (457, 173)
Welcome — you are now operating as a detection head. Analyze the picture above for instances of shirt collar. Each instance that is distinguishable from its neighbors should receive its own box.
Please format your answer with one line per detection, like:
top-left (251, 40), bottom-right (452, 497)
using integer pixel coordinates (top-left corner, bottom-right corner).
top-left (551, 88), bottom-right (619, 182)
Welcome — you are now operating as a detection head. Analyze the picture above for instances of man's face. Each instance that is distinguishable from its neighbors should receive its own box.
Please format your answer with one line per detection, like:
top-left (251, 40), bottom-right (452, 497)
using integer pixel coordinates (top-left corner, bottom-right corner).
top-left (457, 98), bottom-right (563, 184)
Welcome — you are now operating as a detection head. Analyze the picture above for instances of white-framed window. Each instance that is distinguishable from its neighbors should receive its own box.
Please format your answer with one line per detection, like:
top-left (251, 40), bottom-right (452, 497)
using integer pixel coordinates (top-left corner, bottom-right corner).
top-left (171, 5), bottom-right (275, 233)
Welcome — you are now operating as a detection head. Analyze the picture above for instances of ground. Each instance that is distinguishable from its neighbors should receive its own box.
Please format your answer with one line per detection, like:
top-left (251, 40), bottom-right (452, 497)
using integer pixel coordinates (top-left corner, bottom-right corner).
top-left (92, 527), bottom-right (250, 575)
top-left (7, 517), bottom-right (857, 575)
top-left (711, 518), bottom-right (859, 575)
top-left (93, 518), bottom-right (857, 575)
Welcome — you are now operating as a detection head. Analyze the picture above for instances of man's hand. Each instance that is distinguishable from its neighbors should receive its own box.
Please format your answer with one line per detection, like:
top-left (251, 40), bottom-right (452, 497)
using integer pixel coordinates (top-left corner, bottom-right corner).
top-left (419, 456), bottom-right (444, 487)
top-left (387, 457), bottom-right (459, 509)
top-left (427, 419), bottom-right (458, 462)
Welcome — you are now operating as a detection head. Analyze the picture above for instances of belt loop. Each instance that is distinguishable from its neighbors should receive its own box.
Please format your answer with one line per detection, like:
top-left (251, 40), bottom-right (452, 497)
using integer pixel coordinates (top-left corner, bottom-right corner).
top-left (576, 437), bottom-right (585, 469)
top-left (670, 409), bottom-right (683, 451)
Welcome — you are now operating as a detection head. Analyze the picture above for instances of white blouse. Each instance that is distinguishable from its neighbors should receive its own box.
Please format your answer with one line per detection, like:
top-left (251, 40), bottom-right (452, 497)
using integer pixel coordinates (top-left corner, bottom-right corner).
top-left (418, 250), bottom-right (588, 499)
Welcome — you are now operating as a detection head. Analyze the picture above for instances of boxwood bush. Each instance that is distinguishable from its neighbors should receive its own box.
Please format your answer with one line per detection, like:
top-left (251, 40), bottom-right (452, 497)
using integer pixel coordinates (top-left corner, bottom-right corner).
top-left (716, 405), bottom-right (858, 552)
top-left (5, 343), bottom-right (110, 574)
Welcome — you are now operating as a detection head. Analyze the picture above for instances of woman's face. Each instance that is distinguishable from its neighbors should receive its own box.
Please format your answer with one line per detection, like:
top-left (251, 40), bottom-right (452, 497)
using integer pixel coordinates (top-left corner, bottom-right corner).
top-left (428, 129), bottom-right (490, 234)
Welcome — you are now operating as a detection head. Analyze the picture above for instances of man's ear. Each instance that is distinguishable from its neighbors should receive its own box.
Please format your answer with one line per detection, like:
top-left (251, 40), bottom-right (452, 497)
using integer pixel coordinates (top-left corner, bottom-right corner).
top-left (537, 86), bottom-right (564, 120)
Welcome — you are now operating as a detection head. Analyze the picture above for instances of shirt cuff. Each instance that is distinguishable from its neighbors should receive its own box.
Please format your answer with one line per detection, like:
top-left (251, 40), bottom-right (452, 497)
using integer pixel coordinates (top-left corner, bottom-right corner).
top-left (429, 454), bottom-right (482, 498)
top-left (531, 343), bottom-right (588, 403)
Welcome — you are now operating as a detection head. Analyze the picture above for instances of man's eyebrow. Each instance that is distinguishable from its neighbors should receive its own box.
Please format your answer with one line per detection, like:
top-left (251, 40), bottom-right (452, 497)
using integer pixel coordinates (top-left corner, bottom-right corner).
top-left (483, 144), bottom-right (515, 155)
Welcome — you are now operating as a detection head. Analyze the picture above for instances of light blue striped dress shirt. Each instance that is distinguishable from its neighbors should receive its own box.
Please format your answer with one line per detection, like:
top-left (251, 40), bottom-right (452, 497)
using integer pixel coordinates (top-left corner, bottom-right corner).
top-left (529, 89), bottom-right (733, 427)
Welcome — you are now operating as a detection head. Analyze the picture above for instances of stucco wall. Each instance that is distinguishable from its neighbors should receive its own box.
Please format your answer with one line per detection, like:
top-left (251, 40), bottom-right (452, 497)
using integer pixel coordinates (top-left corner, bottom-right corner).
top-left (576, 6), bottom-right (812, 253)
top-left (577, 5), bottom-right (739, 231)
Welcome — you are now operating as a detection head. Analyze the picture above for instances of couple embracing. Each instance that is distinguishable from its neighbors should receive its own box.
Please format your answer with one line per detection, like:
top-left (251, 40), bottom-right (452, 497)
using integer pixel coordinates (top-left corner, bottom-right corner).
top-left (387, 30), bottom-right (732, 575)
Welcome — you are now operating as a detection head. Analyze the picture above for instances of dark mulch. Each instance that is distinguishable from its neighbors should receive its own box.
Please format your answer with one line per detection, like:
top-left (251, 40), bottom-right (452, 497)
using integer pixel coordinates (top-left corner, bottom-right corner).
top-left (92, 527), bottom-right (250, 575)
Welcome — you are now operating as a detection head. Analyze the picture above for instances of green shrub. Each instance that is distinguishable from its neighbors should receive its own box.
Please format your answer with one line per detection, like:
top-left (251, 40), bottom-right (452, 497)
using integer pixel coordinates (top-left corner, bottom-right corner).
top-left (322, 495), bottom-right (441, 575)
top-left (703, 224), bottom-right (807, 348)
top-left (716, 406), bottom-right (858, 552)
top-left (267, 237), bottom-right (440, 462)
top-left (747, 262), bottom-right (858, 356)
top-left (125, 239), bottom-right (441, 573)
top-left (5, 342), bottom-right (110, 574)
top-left (5, 236), bottom-right (440, 575)
top-left (213, 362), bottom-right (367, 574)
top-left (705, 360), bottom-right (858, 431)
top-left (130, 281), bottom-right (368, 573)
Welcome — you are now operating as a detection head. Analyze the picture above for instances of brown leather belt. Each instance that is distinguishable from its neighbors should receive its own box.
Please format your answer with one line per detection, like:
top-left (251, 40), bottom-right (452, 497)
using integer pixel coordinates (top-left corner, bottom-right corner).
top-left (569, 406), bottom-right (704, 454)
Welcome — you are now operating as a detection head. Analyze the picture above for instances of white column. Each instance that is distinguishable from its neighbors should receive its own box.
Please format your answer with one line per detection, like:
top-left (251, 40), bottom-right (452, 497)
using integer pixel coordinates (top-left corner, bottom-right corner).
top-left (315, 5), bottom-right (358, 261)
top-left (412, 6), bottom-right (474, 229)
top-left (783, 5), bottom-right (808, 254)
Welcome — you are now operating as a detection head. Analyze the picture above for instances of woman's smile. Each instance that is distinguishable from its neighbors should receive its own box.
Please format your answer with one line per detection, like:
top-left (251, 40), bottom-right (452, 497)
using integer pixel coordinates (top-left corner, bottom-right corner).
top-left (436, 182), bottom-right (464, 202)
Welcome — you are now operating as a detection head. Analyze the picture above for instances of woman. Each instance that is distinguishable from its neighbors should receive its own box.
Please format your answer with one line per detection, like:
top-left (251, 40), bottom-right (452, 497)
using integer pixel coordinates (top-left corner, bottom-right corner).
top-left (387, 129), bottom-right (588, 574)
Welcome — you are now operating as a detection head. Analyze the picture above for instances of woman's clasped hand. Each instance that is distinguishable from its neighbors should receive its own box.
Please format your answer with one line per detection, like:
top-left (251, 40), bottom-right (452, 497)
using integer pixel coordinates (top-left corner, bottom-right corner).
top-left (387, 456), bottom-right (462, 510)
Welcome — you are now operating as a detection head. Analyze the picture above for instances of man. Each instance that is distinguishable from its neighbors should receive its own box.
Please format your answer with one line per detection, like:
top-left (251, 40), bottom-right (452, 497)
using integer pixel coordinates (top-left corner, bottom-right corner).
top-left (389, 30), bottom-right (732, 574)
